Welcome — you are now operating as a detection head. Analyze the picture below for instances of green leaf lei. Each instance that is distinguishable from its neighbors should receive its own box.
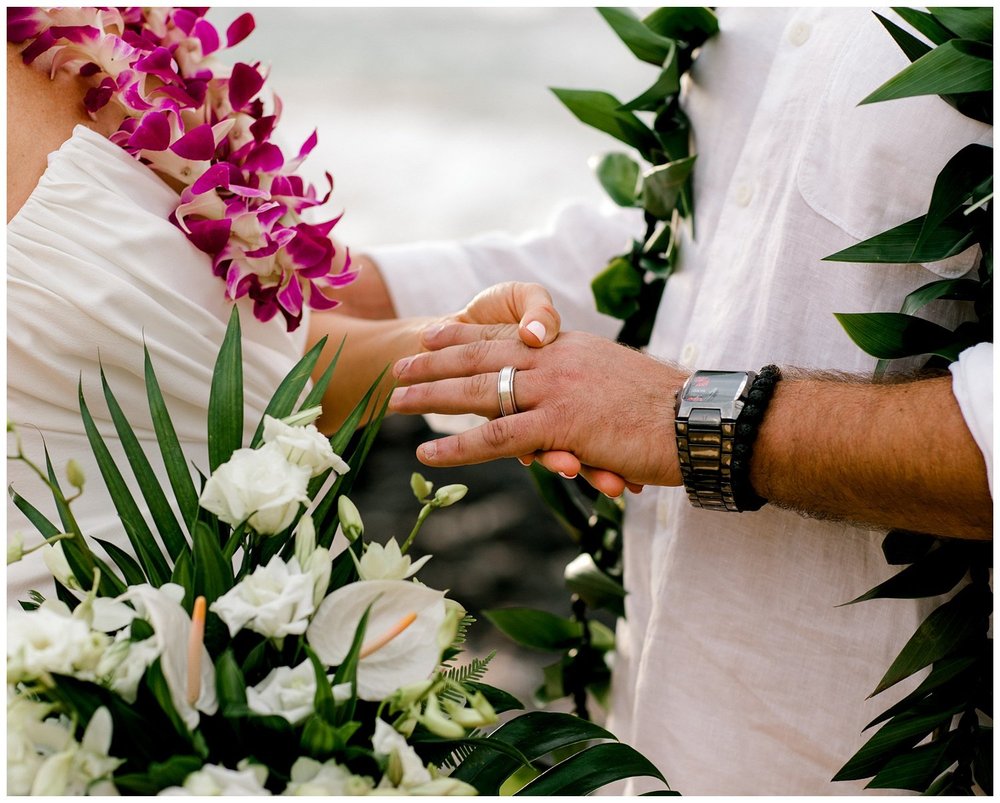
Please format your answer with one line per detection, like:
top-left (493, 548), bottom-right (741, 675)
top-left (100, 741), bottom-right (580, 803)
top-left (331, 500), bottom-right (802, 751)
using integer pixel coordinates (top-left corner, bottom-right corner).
top-left (513, 6), bottom-right (991, 794)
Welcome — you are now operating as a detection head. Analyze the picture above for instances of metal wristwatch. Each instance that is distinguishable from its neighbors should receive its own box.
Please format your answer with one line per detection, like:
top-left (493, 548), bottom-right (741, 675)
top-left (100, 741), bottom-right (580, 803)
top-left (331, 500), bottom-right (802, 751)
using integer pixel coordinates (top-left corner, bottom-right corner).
top-left (674, 370), bottom-right (757, 512)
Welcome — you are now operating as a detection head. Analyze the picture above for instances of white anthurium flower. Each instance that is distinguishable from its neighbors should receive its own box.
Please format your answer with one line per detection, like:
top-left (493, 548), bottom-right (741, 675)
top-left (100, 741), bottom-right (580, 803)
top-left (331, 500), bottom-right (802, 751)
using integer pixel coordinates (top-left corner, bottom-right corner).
top-left (372, 718), bottom-right (433, 789)
top-left (210, 553), bottom-right (325, 641)
top-left (199, 442), bottom-right (311, 535)
top-left (159, 761), bottom-right (270, 796)
top-left (262, 414), bottom-right (350, 478)
top-left (30, 707), bottom-right (122, 796)
top-left (283, 757), bottom-right (375, 796)
top-left (306, 580), bottom-right (447, 701)
top-left (246, 661), bottom-right (317, 725)
top-left (7, 601), bottom-right (110, 685)
top-left (352, 538), bottom-right (431, 581)
top-left (122, 584), bottom-right (217, 731)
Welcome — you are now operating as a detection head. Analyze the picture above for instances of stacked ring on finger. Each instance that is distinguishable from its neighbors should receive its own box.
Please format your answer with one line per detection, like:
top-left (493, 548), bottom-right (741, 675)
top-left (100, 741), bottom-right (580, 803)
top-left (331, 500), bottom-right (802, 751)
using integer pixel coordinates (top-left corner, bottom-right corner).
top-left (497, 365), bottom-right (519, 417)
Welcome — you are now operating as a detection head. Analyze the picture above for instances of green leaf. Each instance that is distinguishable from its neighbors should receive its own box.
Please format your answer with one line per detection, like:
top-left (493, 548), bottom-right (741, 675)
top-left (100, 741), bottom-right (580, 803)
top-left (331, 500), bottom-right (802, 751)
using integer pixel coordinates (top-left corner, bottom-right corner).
top-left (865, 653), bottom-right (978, 729)
top-left (170, 549), bottom-right (194, 610)
top-left (250, 335), bottom-right (328, 448)
top-left (833, 700), bottom-right (964, 782)
top-left (642, 6), bottom-right (719, 44)
top-left (842, 543), bottom-right (970, 605)
top-left (484, 608), bottom-right (582, 651)
top-left (891, 7), bottom-right (959, 46)
top-left (215, 649), bottom-right (248, 712)
top-left (833, 312), bottom-right (970, 361)
top-left (330, 604), bottom-right (373, 724)
top-left (451, 711), bottom-right (619, 794)
top-left (144, 659), bottom-right (196, 745)
top-left (114, 756), bottom-right (204, 795)
top-left (873, 12), bottom-right (933, 63)
top-left (916, 144), bottom-right (993, 255)
top-left (564, 552), bottom-right (626, 614)
top-left (621, 42), bottom-right (680, 112)
top-left (865, 735), bottom-right (955, 790)
top-left (550, 88), bottom-right (660, 158)
top-left (594, 153), bottom-right (641, 207)
top-left (79, 382), bottom-right (171, 586)
top-left (640, 156), bottom-right (696, 219)
top-left (299, 336), bottom-right (346, 412)
top-left (93, 537), bottom-right (148, 586)
top-left (305, 645), bottom-right (338, 723)
top-left (972, 726), bottom-right (992, 795)
top-left (526, 462), bottom-right (588, 538)
top-left (900, 278), bottom-right (980, 316)
top-left (928, 7), bottom-right (993, 42)
top-left (597, 7), bottom-right (675, 66)
top-left (144, 346), bottom-right (200, 532)
top-left (207, 307), bottom-right (244, 473)
top-left (873, 583), bottom-right (988, 695)
top-left (591, 256), bottom-right (643, 320)
top-left (881, 530), bottom-right (938, 565)
top-left (516, 741), bottom-right (667, 795)
top-left (101, 365), bottom-right (186, 562)
top-left (824, 214), bottom-right (977, 264)
top-left (860, 39), bottom-right (992, 106)
top-left (465, 681), bottom-right (524, 715)
top-left (191, 520), bottom-right (234, 605)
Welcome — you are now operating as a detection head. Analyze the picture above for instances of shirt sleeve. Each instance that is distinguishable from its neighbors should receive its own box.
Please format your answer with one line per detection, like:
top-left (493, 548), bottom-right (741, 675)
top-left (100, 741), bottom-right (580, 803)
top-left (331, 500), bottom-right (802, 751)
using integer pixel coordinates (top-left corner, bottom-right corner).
top-left (367, 200), bottom-right (644, 338)
top-left (949, 341), bottom-right (993, 495)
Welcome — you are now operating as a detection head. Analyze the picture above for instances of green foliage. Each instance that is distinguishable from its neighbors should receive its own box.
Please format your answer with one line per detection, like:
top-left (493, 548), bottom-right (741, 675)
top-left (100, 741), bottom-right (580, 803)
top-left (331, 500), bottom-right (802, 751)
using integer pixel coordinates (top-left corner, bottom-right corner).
top-left (484, 608), bottom-right (583, 651)
top-left (594, 152), bottom-right (641, 206)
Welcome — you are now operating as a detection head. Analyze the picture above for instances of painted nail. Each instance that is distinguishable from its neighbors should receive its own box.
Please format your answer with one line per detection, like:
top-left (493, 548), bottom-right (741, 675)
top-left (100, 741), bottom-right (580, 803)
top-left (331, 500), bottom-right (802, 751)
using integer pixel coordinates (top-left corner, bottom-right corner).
top-left (389, 386), bottom-right (408, 406)
top-left (517, 457), bottom-right (532, 467)
top-left (525, 320), bottom-right (547, 344)
top-left (393, 356), bottom-right (413, 377)
top-left (558, 471), bottom-right (577, 480)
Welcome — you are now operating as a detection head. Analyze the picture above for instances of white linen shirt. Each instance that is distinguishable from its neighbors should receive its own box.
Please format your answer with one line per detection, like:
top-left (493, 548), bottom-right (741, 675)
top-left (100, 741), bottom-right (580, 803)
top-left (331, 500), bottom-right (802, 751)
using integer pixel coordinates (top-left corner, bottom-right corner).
top-left (371, 8), bottom-right (992, 795)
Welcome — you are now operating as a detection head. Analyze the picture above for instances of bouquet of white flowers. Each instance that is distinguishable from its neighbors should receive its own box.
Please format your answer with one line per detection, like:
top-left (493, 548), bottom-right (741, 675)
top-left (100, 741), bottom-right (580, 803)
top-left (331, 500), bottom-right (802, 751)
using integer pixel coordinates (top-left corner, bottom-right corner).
top-left (8, 309), bottom-right (670, 796)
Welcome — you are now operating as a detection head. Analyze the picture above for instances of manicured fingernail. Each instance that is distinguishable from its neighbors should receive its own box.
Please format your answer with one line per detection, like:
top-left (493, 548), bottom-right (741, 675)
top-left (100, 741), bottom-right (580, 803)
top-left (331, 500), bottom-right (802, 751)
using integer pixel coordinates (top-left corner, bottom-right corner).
top-left (525, 320), bottom-right (547, 344)
top-left (389, 386), bottom-right (408, 406)
top-left (393, 356), bottom-right (413, 377)
top-left (422, 322), bottom-right (444, 341)
top-left (558, 471), bottom-right (577, 480)
top-left (517, 457), bottom-right (532, 466)
top-left (419, 441), bottom-right (437, 460)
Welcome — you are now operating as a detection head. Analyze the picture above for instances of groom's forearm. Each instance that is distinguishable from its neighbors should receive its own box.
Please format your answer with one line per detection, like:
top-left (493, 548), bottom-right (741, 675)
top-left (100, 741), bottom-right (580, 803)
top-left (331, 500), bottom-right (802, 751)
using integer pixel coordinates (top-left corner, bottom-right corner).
top-left (330, 249), bottom-right (398, 320)
top-left (750, 374), bottom-right (992, 539)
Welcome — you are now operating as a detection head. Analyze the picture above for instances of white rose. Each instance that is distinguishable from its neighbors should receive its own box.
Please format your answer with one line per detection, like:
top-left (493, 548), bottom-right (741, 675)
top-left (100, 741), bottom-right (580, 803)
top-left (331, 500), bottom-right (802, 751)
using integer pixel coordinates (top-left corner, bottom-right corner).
top-left (247, 661), bottom-right (317, 725)
top-left (210, 555), bottom-right (323, 641)
top-left (353, 538), bottom-right (431, 581)
top-left (7, 601), bottom-right (110, 685)
top-left (199, 443), bottom-right (311, 535)
top-left (283, 757), bottom-right (374, 796)
top-left (262, 415), bottom-right (350, 477)
top-left (159, 761), bottom-right (270, 796)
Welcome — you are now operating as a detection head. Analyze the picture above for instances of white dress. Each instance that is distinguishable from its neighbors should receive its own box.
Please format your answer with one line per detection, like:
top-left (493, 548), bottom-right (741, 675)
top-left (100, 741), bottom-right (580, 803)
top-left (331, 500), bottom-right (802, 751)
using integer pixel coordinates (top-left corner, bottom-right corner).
top-left (7, 125), bottom-right (308, 601)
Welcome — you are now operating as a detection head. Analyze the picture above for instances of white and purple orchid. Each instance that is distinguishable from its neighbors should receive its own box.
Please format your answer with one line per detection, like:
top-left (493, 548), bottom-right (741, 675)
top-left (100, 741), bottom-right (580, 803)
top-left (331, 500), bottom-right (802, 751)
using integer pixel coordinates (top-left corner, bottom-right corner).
top-left (8, 7), bottom-right (353, 331)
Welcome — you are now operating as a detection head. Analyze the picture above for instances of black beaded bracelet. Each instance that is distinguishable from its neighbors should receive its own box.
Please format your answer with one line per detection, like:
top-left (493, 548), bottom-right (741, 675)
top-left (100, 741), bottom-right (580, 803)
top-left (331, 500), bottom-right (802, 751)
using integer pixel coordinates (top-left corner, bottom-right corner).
top-left (731, 365), bottom-right (782, 512)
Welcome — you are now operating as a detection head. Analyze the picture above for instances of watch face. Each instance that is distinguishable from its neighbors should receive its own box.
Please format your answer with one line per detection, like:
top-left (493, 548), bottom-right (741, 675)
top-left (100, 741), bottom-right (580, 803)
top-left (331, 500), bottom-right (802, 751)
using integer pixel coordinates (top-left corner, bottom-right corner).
top-left (682, 371), bottom-right (749, 403)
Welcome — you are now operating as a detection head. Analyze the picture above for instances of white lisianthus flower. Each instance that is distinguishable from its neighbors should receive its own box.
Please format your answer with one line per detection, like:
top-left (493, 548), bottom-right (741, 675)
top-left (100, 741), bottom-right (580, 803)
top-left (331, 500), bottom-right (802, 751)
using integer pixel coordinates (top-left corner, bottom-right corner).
top-left (211, 553), bottom-right (329, 641)
top-left (307, 580), bottom-right (447, 701)
top-left (353, 538), bottom-right (431, 581)
top-left (7, 601), bottom-right (110, 685)
top-left (293, 516), bottom-right (333, 608)
top-left (121, 584), bottom-right (217, 730)
top-left (199, 442), bottom-right (311, 535)
top-left (262, 415), bottom-right (350, 477)
top-left (97, 628), bottom-right (160, 703)
top-left (407, 777), bottom-right (479, 795)
top-left (159, 761), bottom-right (270, 796)
top-left (283, 757), bottom-right (375, 795)
top-left (29, 707), bottom-right (122, 796)
top-left (41, 541), bottom-right (80, 589)
top-left (372, 718), bottom-right (433, 789)
top-left (7, 691), bottom-right (54, 795)
top-left (246, 661), bottom-right (317, 725)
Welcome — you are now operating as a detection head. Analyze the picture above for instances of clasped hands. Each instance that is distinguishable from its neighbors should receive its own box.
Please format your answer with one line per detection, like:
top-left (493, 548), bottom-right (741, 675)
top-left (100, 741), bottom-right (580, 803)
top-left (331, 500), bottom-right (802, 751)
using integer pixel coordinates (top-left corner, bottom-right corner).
top-left (390, 281), bottom-right (689, 496)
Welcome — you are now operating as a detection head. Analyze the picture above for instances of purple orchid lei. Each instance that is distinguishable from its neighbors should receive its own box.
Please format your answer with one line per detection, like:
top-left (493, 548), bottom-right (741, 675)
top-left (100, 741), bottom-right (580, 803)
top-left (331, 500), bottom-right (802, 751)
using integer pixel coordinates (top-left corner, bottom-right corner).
top-left (8, 7), bottom-right (355, 332)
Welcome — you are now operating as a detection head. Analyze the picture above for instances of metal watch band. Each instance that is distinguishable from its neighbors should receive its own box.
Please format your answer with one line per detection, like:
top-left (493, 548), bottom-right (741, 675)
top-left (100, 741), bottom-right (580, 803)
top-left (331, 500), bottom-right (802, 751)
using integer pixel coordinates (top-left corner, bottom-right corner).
top-left (675, 409), bottom-right (738, 512)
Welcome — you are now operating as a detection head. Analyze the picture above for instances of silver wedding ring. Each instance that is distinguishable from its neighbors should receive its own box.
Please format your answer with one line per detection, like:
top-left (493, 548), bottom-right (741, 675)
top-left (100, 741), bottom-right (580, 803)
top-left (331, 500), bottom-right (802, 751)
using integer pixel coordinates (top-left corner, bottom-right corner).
top-left (497, 365), bottom-right (519, 417)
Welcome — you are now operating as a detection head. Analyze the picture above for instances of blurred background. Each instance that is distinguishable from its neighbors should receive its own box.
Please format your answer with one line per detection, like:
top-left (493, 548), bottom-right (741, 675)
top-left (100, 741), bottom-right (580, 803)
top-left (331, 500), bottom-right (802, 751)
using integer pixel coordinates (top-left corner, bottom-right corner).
top-left (208, 7), bottom-right (648, 706)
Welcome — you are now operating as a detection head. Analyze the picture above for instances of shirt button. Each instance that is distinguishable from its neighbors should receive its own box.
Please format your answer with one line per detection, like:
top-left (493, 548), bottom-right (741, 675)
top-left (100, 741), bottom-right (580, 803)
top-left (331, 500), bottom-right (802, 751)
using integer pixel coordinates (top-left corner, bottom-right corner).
top-left (734, 183), bottom-right (753, 207)
top-left (788, 21), bottom-right (811, 46)
top-left (680, 343), bottom-right (699, 367)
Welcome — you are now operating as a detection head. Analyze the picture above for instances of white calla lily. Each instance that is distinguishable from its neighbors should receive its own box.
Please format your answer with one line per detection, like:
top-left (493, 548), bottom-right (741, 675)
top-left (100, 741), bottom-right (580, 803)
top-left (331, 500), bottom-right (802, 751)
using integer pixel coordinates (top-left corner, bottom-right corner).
top-left (122, 584), bottom-right (217, 730)
top-left (306, 580), bottom-right (446, 701)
